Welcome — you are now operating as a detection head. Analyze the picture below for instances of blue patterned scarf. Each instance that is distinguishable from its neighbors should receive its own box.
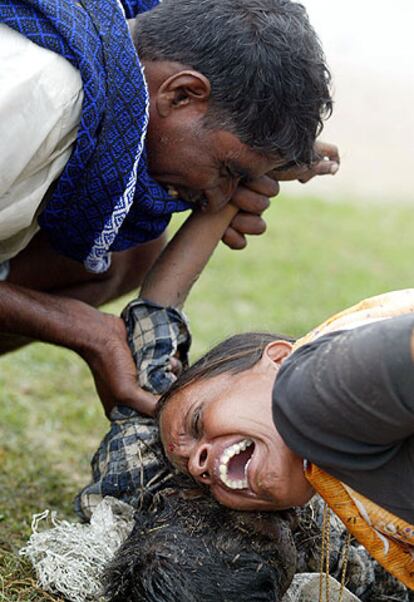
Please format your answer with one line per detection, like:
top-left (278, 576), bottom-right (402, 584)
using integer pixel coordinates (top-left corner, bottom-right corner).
top-left (1, 0), bottom-right (191, 272)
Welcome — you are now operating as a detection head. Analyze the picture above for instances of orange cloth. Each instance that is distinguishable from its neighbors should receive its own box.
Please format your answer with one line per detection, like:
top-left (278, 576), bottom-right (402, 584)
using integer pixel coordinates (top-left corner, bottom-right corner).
top-left (294, 288), bottom-right (414, 351)
top-left (305, 464), bottom-right (414, 589)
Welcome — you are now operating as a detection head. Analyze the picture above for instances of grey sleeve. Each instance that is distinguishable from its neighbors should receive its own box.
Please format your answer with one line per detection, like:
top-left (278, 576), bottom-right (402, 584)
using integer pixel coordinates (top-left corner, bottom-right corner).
top-left (272, 313), bottom-right (414, 472)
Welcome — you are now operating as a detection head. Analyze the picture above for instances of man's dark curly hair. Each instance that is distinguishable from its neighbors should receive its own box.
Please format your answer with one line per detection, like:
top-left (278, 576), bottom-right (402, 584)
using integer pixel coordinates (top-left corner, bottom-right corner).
top-left (133, 0), bottom-right (332, 165)
top-left (103, 492), bottom-right (297, 601)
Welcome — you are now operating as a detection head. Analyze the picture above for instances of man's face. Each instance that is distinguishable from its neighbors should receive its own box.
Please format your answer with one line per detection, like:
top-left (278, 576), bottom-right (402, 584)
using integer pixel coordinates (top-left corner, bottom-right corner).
top-left (146, 107), bottom-right (282, 212)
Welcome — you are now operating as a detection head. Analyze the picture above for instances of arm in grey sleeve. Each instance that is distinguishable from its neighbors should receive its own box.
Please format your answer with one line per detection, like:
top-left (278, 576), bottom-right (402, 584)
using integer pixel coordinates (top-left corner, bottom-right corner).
top-left (273, 313), bottom-right (414, 470)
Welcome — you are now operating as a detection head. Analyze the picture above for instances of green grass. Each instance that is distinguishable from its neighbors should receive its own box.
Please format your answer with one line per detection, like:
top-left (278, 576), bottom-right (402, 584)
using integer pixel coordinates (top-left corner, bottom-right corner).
top-left (1, 195), bottom-right (413, 600)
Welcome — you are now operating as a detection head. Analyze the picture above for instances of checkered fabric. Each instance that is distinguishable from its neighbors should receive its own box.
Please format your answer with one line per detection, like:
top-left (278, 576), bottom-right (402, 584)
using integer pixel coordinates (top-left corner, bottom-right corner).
top-left (1, 0), bottom-right (191, 273)
top-left (75, 299), bottom-right (193, 520)
top-left (122, 298), bottom-right (192, 394)
top-left (75, 405), bottom-right (175, 520)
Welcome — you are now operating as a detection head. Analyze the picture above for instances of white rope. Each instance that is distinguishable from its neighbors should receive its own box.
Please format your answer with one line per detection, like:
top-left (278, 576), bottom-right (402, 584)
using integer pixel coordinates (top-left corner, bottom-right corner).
top-left (20, 497), bottom-right (134, 602)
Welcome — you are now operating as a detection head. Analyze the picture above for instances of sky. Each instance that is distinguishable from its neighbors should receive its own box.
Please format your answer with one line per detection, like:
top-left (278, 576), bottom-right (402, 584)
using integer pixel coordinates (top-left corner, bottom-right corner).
top-left (286, 0), bottom-right (414, 203)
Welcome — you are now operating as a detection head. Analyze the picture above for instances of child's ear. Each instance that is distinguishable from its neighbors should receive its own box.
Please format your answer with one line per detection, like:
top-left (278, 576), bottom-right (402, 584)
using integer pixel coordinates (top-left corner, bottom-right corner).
top-left (263, 340), bottom-right (293, 368)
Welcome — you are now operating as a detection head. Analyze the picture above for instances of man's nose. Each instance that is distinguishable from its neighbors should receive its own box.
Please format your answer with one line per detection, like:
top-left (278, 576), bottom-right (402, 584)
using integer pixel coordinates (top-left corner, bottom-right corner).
top-left (188, 443), bottom-right (213, 485)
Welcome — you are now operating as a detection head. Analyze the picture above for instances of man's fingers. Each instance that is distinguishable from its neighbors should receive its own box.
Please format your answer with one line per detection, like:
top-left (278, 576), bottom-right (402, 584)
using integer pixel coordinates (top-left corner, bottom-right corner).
top-left (231, 186), bottom-right (271, 214)
top-left (270, 158), bottom-right (339, 183)
top-left (230, 174), bottom-right (279, 214)
top-left (222, 226), bottom-right (247, 249)
top-left (94, 370), bottom-right (158, 417)
top-left (221, 175), bottom-right (278, 248)
top-left (119, 385), bottom-right (159, 417)
top-left (314, 141), bottom-right (340, 164)
top-left (221, 141), bottom-right (340, 250)
top-left (298, 140), bottom-right (340, 182)
top-left (268, 140), bottom-right (340, 183)
top-left (169, 356), bottom-right (183, 377)
top-left (230, 212), bottom-right (267, 236)
top-left (298, 159), bottom-right (339, 183)
top-left (244, 175), bottom-right (280, 197)
top-left (268, 165), bottom-right (307, 182)
top-left (85, 313), bottom-right (160, 417)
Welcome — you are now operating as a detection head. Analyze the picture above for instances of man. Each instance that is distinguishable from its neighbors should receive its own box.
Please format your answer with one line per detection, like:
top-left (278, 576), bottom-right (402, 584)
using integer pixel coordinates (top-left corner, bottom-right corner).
top-left (0, 0), bottom-right (338, 415)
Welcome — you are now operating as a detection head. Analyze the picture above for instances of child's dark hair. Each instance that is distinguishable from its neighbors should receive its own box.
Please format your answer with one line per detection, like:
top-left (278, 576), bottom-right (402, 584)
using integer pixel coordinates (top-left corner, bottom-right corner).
top-left (103, 491), bottom-right (296, 602)
top-left (157, 332), bottom-right (294, 416)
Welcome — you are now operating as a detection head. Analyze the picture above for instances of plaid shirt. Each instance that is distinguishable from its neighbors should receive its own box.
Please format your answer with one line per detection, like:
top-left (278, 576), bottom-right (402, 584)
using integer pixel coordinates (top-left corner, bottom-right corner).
top-left (122, 298), bottom-right (191, 394)
top-left (75, 299), bottom-right (192, 520)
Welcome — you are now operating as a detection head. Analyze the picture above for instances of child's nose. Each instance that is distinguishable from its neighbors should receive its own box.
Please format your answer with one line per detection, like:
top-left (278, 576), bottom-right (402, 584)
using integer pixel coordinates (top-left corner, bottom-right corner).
top-left (188, 443), bottom-right (213, 485)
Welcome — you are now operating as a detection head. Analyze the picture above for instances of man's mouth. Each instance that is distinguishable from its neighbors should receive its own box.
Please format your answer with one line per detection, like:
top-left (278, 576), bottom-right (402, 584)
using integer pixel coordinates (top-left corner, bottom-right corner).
top-left (217, 439), bottom-right (255, 490)
top-left (166, 185), bottom-right (180, 198)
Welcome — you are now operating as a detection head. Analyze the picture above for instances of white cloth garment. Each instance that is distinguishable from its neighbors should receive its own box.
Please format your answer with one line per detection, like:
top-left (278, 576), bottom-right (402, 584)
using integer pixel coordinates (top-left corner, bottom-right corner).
top-left (0, 24), bottom-right (83, 263)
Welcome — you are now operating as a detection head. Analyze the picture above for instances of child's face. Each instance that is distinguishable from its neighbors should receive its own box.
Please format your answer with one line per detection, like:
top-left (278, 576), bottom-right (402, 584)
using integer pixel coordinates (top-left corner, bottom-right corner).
top-left (159, 341), bottom-right (314, 512)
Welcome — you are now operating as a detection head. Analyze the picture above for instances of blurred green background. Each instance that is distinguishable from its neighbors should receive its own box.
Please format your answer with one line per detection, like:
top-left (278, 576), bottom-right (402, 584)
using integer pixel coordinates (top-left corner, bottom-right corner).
top-left (1, 194), bottom-right (413, 600)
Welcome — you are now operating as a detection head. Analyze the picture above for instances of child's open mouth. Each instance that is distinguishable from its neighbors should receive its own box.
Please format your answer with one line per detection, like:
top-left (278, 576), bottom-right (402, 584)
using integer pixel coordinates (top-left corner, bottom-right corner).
top-left (217, 439), bottom-right (255, 490)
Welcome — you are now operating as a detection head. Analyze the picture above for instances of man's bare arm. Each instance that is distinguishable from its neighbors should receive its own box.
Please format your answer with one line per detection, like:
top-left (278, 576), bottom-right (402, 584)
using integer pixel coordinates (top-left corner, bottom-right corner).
top-left (0, 282), bottom-right (156, 415)
top-left (0, 206), bottom-right (237, 417)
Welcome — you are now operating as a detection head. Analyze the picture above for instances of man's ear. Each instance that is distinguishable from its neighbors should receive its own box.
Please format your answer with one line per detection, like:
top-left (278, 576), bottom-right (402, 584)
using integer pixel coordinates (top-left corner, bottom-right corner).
top-left (156, 70), bottom-right (211, 117)
top-left (262, 340), bottom-right (293, 369)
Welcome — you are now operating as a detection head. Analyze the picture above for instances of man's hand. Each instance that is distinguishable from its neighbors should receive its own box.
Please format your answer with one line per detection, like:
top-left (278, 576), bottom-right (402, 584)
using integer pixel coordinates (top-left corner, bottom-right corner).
top-left (222, 141), bottom-right (340, 249)
top-left (0, 282), bottom-right (158, 417)
top-left (268, 141), bottom-right (340, 184)
top-left (222, 175), bottom-right (279, 249)
top-left (80, 311), bottom-right (158, 417)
